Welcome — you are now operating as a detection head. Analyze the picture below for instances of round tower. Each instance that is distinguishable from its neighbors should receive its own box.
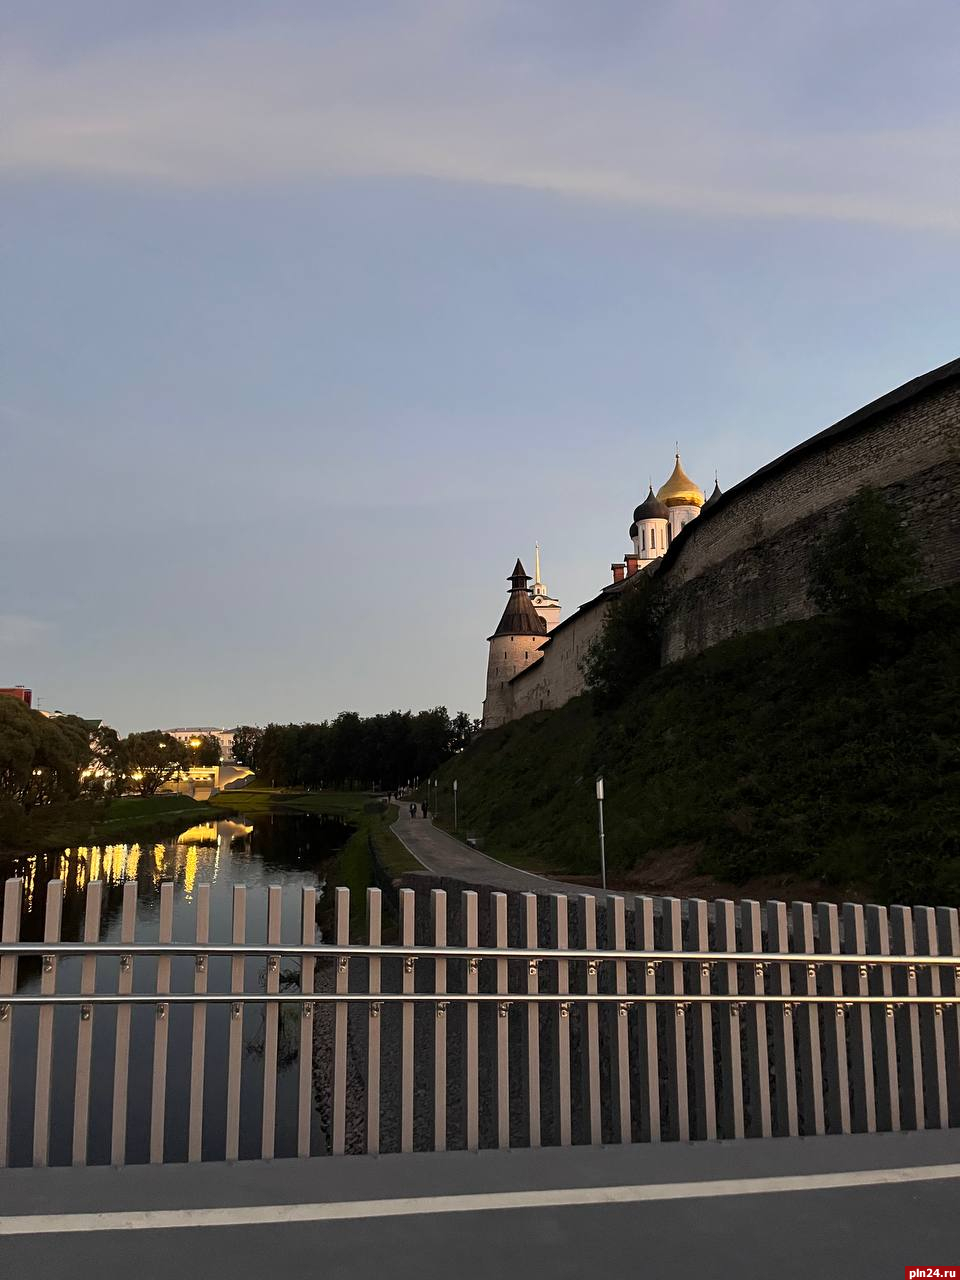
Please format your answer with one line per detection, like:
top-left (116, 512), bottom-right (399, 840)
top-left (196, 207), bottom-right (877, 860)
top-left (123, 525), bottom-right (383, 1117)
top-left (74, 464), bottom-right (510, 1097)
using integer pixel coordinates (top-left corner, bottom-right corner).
top-left (482, 560), bottom-right (549, 730)
top-left (630, 486), bottom-right (670, 566)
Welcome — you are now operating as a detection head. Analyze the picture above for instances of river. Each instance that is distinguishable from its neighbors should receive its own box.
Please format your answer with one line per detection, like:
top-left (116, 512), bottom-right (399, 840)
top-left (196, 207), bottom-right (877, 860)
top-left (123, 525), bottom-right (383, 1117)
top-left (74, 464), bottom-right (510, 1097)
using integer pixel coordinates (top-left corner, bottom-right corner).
top-left (0, 809), bottom-right (355, 1165)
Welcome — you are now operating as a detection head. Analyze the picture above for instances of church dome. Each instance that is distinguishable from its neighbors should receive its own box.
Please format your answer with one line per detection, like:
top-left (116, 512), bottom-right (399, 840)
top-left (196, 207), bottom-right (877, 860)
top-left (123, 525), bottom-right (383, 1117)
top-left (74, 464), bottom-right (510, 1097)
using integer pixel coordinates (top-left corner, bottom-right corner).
top-left (657, 454), bottom-right (705, 508)
top-left (702, 478), bottom-right (722, 510)
top-left (633, 486), bottom-right (669, 523)
top-left (629, 521), bottom-right (639, 538)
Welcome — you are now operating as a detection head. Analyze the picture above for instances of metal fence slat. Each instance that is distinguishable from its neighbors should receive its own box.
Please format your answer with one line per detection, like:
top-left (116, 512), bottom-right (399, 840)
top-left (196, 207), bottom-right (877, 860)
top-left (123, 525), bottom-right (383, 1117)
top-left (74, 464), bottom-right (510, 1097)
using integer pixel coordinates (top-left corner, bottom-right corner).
top-left (766, 901), bottom-right (798, 1138)
top-left (792, 902), bottom-right (825, 1136)
top-left (636, 896), bottom-right (660, 1142)
top-left (188, 884), bottom-right (210, 1163)
top-left (400, 887), bottom-right (415, 1154)
top-left (111, 881), bottom-right (138, 1166)
top-left (260, 885), bottom-right (281, 1160)
top-left (464, 891), bottom-right (479, 1152)
top-left (610, 896), bottom-right (631, 1145)
top-left (662, 898), bottom-right (689, 1142)
top-left (866, 904), bottom-right (900, 1132)
top-left (913, 907), bottom-right (948, 1130)
top-left (522, 892), bottom-right (541, 1148)
top-left (890, 906), bottom-right (925, 1130)
top-left (715, 899), bottom-right (744, 1140)
top-left (493, 893), bottom-right (510, 1149)
top-left (842, 903), bottom-right (876, 1134)
top-left (72, 879), bottom-right (103, 1167)
top-left (432, 889), bottom-right (447, 1153)
top-left (935, 907), bottom-right (960, 1126)
top-left (687, 898), bottom-right (717, 1140)
top-left (741, 900), bottom-right (772, 1138)
top-left (224, 886), bottom-right (246, 1162)
top-left (553, 894), bottom-right (571, 1147)
top-left (366, 889), bottom-right (382, 1156)
top-left (297, 886), bottom-right (317, 1158)
top-left (149, 882), bottom-right (174, 1165)
top-left (816, 903), bottom-right (851, 1135)
top-left (0, 878), bottom-right (23, 1169)
top-left (582, 894), bottom-right (602, 1145)
top-left (33, 879), bottom-right (63, 1167)
top-left (333, 887), bottom-right (350, 1156)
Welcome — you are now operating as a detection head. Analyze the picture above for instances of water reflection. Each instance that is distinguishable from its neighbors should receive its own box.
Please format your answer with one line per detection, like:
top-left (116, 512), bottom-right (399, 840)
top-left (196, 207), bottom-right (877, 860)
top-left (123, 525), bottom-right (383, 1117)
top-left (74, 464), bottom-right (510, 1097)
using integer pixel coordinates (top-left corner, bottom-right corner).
top-left (0, 810), bottom-right (357, 1166)
top-left (2, 812), bottom-right (353, 943)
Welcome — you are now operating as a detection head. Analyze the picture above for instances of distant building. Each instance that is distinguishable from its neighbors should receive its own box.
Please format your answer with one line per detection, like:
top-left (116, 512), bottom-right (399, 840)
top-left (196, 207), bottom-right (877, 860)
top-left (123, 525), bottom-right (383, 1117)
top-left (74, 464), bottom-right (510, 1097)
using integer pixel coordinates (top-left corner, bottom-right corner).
top-left (165, 727), bottom-right (235, 762)
top-left (0, 686), bottom-right (32, 708)
top-left (39, 709), bottom-right (103, 731)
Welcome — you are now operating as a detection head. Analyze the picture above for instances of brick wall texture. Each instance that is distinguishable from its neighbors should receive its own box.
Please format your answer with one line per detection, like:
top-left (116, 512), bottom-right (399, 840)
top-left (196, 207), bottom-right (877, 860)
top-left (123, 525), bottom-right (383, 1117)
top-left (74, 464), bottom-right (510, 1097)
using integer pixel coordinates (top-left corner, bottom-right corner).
top-left (497, 367), bottom-right (960, 723)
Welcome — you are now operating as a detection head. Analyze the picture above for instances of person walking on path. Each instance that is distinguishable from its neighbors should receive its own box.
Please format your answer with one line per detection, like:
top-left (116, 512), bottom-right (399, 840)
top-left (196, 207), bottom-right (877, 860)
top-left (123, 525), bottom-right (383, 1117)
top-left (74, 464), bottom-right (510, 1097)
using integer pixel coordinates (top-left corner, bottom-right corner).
top-left (409, 802), bottom-right (417, 819)
top-left (421, 800), bottom-right (428, 819)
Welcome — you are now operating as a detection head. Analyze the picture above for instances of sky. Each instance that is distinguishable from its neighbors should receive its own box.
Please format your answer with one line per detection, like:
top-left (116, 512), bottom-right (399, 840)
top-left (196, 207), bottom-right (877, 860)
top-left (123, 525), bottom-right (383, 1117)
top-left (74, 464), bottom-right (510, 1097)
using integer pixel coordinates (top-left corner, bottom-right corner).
top-left (2, 0), bottom-right (959, 732)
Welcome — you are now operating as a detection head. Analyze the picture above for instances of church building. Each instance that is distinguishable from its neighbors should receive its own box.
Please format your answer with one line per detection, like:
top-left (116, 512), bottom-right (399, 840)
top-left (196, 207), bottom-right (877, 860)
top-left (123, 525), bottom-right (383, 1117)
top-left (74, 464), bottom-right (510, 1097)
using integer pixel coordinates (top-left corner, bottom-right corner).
top-left (483, 455), bottom-right (716, 728)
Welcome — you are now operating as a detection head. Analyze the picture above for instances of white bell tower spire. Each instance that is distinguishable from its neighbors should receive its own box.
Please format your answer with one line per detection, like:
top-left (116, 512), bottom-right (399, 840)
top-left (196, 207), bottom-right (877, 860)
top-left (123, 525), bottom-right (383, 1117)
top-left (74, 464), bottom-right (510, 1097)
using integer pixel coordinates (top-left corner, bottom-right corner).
top-left (529, 543), bottom-right (562, 631)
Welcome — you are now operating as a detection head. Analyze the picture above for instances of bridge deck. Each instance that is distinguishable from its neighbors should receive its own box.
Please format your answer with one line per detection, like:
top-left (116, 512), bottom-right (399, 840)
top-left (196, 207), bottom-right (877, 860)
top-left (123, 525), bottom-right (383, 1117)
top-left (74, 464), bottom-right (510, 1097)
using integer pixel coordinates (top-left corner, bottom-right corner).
top-left (2, 1130), bottom-right (959, 1278)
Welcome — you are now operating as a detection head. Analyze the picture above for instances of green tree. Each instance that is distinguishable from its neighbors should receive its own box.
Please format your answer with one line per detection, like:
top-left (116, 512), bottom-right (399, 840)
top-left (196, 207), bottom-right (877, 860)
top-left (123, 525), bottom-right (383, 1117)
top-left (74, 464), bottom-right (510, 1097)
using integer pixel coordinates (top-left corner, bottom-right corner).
top-left (189, 734), bottom-right (222, 766)
top-left (0, 698), bottom-right (91, 811)
top-left (122, 731), bottom-right (190, 796)
top-left (88, 724), bottom-right (125, 795)
top-left (809, 487), bottom-right (922, 657)
top-left (582, 575), bottom-right (666, 708)
top-left (231, 725), bottom-right (263, 769)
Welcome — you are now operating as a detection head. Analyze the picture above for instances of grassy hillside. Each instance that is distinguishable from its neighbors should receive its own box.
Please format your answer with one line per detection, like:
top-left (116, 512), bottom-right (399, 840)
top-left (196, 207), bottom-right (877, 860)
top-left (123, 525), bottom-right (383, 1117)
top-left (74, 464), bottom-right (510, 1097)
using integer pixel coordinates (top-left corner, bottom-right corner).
top-left (433, 588), bottom-right (960, 905)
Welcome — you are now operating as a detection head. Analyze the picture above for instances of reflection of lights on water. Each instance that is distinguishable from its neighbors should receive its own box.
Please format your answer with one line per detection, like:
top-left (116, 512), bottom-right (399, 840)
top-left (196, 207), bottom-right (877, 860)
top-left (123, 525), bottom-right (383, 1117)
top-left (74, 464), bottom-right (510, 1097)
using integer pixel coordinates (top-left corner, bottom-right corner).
top-left (17, 821), bottom-right (259, 909)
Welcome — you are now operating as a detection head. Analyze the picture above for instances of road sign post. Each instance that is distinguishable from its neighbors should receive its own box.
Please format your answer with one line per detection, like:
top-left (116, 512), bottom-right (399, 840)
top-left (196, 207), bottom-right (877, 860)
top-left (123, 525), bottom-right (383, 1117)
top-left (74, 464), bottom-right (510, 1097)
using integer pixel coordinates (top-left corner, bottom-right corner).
top-left (596, 777), bottom-right (607, 890)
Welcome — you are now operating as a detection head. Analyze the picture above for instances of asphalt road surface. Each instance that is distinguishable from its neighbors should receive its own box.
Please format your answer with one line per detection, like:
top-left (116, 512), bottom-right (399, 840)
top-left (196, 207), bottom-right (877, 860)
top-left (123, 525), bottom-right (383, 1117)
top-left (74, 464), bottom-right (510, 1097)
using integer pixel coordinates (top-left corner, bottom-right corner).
top-left (2, 1130), bottom-right (959, 1280)
top-left (393, 808), bottom-right (619, 901)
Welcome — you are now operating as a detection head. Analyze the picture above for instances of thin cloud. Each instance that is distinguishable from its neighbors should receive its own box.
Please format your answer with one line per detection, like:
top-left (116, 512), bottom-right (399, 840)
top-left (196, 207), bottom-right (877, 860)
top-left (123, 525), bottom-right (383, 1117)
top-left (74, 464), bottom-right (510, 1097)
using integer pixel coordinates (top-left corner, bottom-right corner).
top-left (3, 4), bottom-right (960, 231)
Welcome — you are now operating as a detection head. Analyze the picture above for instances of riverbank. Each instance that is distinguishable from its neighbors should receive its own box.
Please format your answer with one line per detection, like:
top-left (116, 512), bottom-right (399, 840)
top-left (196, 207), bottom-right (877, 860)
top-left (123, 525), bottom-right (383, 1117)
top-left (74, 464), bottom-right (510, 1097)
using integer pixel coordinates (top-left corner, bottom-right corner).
top-left (210, 786), bottom-right (420, 919)
top-left (0, 793), bottom-right (223, 856)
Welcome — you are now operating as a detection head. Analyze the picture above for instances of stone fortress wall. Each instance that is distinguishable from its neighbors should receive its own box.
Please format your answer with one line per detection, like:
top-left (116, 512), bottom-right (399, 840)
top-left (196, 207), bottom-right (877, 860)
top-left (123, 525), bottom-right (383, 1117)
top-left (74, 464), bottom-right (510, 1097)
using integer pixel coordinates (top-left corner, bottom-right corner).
top-left (658, 366), bottom-right (960, 662)
top-left (502, 359), bottom-right (960, 721)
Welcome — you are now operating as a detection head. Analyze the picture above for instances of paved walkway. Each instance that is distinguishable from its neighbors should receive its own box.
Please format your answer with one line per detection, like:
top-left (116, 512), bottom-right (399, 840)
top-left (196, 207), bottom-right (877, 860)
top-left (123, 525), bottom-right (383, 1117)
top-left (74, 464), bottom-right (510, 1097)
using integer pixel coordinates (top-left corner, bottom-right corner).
top-left (393, 808), bottom-right (619, 902)
top-left (3, 1131), bottom-right (959, 1279)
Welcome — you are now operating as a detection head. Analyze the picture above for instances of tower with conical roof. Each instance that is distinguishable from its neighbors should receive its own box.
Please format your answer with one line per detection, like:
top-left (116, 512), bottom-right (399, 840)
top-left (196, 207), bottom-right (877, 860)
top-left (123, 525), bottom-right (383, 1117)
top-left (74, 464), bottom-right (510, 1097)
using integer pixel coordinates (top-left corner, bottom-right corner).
top-left (482, 560), bottom-right (549, 729)
top-left (529, 543), bottom-right (562, 631)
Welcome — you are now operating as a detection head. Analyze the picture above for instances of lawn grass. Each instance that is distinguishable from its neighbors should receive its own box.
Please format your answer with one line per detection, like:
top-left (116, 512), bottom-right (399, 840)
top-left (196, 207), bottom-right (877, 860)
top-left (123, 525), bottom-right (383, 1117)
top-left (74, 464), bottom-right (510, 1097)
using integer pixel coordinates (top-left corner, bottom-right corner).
top-left (99, 794), bottom-right (220, 826)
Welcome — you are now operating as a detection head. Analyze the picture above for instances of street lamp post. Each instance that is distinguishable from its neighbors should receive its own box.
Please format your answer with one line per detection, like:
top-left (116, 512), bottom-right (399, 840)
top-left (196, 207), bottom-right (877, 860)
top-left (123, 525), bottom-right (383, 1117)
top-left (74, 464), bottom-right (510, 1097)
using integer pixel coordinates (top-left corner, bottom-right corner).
top-left (596, 777), bottom-right (607, 891)
top-left (453, 778), bottom-right (458, 832)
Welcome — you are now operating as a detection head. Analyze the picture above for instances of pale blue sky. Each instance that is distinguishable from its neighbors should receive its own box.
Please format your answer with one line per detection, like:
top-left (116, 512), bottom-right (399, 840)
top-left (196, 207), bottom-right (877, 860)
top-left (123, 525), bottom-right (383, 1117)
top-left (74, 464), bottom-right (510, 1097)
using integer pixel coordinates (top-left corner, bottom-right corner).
top-left (2, 1), bottom-right (959, 731)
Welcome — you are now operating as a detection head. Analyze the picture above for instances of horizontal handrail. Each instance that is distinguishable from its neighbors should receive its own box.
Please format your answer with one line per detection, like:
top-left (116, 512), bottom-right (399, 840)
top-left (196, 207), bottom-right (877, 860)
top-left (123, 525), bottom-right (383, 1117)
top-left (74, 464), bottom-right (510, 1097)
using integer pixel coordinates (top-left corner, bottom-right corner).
top-left (1, 992), bottom-right (958, 1009)
top-left (0, 942), bottom-right (957, 967)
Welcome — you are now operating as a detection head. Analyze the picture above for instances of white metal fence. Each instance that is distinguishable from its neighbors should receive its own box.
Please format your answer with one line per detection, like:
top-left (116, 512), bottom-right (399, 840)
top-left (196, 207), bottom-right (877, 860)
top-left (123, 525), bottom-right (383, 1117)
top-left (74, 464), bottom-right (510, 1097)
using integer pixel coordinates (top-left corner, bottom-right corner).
top-left (2, 876), bottom-right (960, 1166)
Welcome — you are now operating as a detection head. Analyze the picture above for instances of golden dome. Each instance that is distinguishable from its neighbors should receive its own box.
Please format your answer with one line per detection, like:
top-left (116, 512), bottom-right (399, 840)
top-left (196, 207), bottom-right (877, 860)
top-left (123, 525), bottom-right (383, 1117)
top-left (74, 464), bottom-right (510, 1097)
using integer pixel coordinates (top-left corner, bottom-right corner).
top-left (656, 454), bottom-right (705, 508)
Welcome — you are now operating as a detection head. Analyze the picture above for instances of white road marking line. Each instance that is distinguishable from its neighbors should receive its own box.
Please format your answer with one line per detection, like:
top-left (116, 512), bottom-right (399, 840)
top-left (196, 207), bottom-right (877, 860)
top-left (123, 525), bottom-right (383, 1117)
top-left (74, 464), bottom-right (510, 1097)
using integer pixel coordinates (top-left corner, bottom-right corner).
top-left (2, 1162), bottom-right (959, 1236)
